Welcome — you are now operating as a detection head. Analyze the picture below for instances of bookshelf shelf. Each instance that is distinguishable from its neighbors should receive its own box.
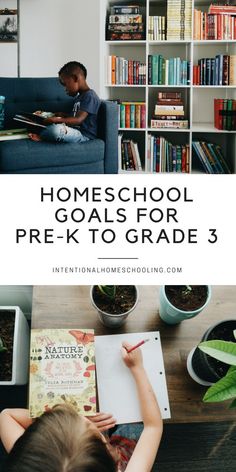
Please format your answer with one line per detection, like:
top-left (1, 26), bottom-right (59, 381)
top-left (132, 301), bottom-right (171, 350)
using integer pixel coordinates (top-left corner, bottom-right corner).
top-left (149, 85), bottom-right (191, 88)
top-left (149, 40), bottom-right (192, 44)
top-left (101, 0), bottom-right (236, 174)
top-left (106, 40), bottom-right (146, 45)
top-left (192, 123), bottom-right (236, 133)
top-left (105, 84), bottom-right (146, 87)
top-left (148, 127), bottom-right (190, 133)
top-left (119, 128), bottom-right (146, 131)
top-left (193, 40), bottom-right (236, 45)
top-left (193, 86), bottom-right (236, 89)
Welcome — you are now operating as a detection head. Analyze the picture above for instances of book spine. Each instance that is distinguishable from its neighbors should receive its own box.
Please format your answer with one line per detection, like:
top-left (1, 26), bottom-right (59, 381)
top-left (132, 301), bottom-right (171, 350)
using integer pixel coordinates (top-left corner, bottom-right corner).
top-left (141, 104), bottom-right (146, 128)
top-left (135, 105), bottom-right (141, 128)
top-left (130, 104), bottom-right (135, 128)
top-left (181, 145), bottom-right (187, 172)
top-left (125, 104), bottom-right (131, 128)
top-left (223, 55), bottom-right (229, 85)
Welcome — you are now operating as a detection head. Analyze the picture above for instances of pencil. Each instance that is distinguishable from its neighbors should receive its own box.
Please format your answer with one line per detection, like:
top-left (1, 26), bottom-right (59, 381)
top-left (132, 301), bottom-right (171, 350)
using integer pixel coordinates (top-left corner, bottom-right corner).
top-left (126, 338), bottom-right (150, 353)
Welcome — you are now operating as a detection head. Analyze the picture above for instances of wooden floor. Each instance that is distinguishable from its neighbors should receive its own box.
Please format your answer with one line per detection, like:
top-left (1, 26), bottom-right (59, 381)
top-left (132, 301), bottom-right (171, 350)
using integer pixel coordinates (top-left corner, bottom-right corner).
top-left (0, 385), bottom-right (235, 471)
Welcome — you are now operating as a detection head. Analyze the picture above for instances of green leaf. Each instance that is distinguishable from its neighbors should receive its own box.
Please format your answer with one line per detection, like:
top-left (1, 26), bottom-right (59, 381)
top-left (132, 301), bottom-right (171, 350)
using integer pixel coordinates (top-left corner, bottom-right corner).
top-left (97, 285), bottom-right (116, 299)
top-left (229, 398), bottom-right (236, 409)
top-left (199, 340), bottom-right (236, 366)
top-left (203, 371), bottom-right (236, 403)
top-left (227, 365), bottom-right (236, 376)
top-left (0, 337), bottom-right (6, 353)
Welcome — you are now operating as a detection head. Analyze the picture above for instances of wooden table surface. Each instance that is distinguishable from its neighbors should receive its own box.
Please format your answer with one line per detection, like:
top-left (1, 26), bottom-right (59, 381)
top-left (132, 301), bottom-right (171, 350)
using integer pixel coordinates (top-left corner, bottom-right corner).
top-left (32, 285), bottom-right (236, 424)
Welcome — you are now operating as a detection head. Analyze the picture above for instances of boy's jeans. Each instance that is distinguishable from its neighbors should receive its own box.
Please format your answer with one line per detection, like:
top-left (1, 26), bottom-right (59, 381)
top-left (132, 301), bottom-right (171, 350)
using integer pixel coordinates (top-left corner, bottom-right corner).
top-left (40, 123), bottom-right (90, 143)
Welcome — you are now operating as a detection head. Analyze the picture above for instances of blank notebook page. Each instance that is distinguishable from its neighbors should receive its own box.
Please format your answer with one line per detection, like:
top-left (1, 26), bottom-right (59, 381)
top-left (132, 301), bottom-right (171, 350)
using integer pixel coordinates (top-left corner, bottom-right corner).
top-left (95, 331), bottom-right (171, 424)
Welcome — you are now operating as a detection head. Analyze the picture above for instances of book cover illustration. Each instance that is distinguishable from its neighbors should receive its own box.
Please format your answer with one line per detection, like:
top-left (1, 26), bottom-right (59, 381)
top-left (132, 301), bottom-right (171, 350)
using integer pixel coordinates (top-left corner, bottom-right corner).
top-left (29, 328), bottom-right (96, 418)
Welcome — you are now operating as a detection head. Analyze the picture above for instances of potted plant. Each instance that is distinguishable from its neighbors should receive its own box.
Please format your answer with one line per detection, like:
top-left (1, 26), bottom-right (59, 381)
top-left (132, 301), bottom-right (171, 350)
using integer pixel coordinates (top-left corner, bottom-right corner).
top-left (0, 306), bottom-right (30, 385)
top-left (90, 285), bottom-right (139, 328)
top-left (198, 329), bottom-right (236, 408)
top-left (187, 319), bottom-right (236, 387)
top-left (159, 285), bottom-right (211, 324)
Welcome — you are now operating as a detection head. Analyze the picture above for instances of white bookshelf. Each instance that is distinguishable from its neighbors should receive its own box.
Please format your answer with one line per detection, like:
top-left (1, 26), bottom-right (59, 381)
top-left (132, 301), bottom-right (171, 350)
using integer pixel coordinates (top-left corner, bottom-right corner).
top-left (100, 0), bottom-right (236, 173)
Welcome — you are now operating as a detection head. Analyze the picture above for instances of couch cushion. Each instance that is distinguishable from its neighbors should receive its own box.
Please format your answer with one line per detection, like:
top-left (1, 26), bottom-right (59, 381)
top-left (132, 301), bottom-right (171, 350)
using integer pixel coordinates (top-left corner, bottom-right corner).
top-left (0, 138), bottom-right (105, 173)
top-left (0, 77), bottom-right (73, 129)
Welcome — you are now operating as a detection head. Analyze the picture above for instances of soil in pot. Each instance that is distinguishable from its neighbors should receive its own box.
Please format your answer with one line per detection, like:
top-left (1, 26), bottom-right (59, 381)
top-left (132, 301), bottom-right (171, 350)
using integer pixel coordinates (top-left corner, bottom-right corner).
top-left (205, 321), bottom-right (236, 378)
top-left (165, 286), bottom-right (208, 311)
top-left (0, 310), bottom-right (15, 381)
top-left (93, 286), bottom-right (136, 315)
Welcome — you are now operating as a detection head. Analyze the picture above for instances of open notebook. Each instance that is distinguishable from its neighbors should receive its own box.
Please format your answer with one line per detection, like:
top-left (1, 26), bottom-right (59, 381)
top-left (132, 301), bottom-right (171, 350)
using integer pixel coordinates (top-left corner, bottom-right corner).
top-left (95, 331), bottom-right (170, 424)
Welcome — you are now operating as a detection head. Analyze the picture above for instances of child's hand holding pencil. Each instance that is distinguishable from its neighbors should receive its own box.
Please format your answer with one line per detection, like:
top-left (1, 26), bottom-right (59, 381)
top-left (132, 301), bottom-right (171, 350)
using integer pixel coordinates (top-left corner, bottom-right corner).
top-left (121, 341), bottom-right (144, 371)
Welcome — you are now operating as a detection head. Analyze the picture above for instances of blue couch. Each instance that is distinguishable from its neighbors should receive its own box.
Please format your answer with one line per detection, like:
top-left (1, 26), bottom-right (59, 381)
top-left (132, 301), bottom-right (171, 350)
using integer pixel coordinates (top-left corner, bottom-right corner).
top-left (0, 78), bottom-right (118, 173)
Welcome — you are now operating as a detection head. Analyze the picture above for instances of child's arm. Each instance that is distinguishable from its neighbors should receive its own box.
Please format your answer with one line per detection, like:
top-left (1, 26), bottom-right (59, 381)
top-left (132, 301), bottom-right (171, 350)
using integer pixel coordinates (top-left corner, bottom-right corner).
top-left (45, 110), bottom-right (88, 127)
top-left (121, 342), bottom-right (163, 472)
top-left (0, 409), bottom-right (33, 453)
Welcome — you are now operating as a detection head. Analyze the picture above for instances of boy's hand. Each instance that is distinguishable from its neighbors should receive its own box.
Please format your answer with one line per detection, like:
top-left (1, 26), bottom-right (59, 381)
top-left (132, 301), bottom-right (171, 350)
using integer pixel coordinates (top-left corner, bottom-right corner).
top-left (121, 342), bottom-right (143, 371)
top-left (45, 116), bottom-right (63, 124)
top-left (87, 412), bottom-right (116, 432)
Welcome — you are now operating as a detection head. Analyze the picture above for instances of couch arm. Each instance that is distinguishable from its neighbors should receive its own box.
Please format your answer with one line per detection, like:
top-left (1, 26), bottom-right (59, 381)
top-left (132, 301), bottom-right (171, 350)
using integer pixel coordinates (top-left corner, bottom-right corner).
top-left (98, 101), bottom-right (119, 174)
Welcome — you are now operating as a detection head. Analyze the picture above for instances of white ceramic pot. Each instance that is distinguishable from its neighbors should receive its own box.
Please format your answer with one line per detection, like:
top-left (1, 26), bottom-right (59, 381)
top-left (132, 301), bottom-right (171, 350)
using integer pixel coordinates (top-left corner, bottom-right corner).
top-left (0, 306), bottom-right (30, 385)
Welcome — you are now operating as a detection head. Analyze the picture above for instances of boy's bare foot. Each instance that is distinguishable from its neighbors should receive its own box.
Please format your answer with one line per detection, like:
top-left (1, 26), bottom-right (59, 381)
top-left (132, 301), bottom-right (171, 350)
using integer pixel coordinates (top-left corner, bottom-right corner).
top-left (28, 133), bottom-right (42, 142)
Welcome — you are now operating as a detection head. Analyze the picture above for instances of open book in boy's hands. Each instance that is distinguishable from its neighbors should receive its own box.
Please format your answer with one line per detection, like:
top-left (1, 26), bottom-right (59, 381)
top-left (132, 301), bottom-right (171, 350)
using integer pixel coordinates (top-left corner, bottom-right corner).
top-left (14, 111), bottom-right (55, 129)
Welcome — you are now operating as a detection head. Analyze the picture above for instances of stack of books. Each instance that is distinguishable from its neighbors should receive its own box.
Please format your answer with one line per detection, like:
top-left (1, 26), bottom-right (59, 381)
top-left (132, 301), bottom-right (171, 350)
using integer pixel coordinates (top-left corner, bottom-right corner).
top-left (107, 4), bottom-right (145, 40)
top-left (193, 54), bottom-right (236, 86)
top-left (148, 135), bottom-right (190, 173)
top-left (151, 91), bottom-right (189, 130)
top-left (192, 141), bottom-right (231, 173)
top-left (214, 98), bottom-right (236, 131)
top-left (167, 0), bottom-right (192, 40)
top-left (119, 101), bottom-right (146, 128)
top-left (194, 6), bottom-right (236, 40)
top-left (107, 55), bottom-right (146, 85)
top-left (148, 54), bottom-right (190, 85)
top-left (119, 135), bottom-right (142, 171)
top-left (148, 16), bottom-right (166, 40)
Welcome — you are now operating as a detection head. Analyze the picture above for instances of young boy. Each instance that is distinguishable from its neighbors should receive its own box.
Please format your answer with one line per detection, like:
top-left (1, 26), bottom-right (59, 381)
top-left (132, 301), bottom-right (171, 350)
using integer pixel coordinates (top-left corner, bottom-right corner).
top-left (30, 61), bottom-right (101, 143)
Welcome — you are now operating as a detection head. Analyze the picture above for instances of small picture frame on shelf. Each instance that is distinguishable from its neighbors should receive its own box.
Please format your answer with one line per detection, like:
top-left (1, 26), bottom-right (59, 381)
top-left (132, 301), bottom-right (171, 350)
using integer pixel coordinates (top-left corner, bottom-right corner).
top-left (0, 8), bottom-right (17, 42)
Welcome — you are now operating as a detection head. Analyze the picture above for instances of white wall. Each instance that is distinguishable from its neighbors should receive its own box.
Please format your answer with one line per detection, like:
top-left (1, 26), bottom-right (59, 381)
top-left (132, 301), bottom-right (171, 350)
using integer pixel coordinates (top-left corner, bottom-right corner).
top-left (0, 0), bottom-right (100, 92)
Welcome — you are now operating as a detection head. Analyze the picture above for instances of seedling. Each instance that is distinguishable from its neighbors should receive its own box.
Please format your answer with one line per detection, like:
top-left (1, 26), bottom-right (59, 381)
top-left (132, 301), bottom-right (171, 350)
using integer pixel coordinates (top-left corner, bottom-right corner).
top-left (0, 337), bottom-right (7, 353)
top-left (182, 285), bottom-right (192, 296)
top-left (97, 285), bottom-right (116, 300)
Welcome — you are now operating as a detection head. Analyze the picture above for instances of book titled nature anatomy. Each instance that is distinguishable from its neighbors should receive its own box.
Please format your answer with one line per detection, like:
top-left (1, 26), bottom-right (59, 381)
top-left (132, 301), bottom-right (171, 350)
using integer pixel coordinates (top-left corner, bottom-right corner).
top-left (29, 329), bottom-right (96, 417)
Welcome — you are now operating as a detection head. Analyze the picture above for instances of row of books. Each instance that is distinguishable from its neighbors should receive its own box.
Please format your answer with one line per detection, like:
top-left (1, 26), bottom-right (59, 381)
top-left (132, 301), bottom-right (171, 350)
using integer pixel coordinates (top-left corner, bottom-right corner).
top-left (166, 0), bottom-right (192, 41)
top-left (148, 135), bottom-right (190, 173)
top-left (148, 16), bottom-right (166, 41)
top-left (119, 137), bottom-right (230, 174)
top-left (107, 3), bottom-right (236, 42)
top-left (192, 141), bottom-right (231, 174)
top-left (119, 135), bottom-right (142, 171)
top-left (119, 102), bottom-right (146, 129)
top-left (214, 98), bottom-right (236, 131)
top-left (107, 4), bottom-right (145, 40)
top-left (148, 55), bottom-right (190, 86)
top-left (193, 55), bottom-right (236, 86)
top-left (107, 56), bottom-right (146, 85)
top-left (194, 9), bottom-right (236, 40)
top-left (151, 91), bottom-right (189, 130)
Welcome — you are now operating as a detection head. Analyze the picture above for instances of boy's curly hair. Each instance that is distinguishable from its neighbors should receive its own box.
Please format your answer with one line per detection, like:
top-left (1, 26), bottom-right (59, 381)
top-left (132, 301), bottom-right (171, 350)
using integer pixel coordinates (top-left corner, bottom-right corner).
top-left (59, 61), bottom-right (87, 79)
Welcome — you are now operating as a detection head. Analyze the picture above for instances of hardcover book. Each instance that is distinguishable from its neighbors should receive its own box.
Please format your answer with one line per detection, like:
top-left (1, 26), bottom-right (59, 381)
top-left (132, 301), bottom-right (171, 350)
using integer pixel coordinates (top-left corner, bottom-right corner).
top-left (29, 328), bottom-right (96, 418)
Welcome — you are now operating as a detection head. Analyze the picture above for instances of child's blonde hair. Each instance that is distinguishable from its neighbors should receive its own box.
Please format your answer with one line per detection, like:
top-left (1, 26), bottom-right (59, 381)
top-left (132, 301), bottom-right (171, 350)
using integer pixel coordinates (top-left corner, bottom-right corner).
top-left (5, 404), bottom-right (117, 471)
